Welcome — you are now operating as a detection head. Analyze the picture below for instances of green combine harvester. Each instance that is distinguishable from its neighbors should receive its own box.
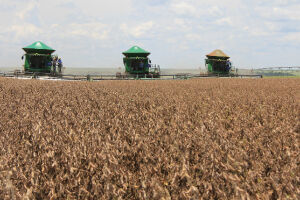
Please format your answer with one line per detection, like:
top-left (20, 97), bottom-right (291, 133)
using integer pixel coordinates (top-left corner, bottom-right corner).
top-left (205, 49), bottom-right (234, 75)
top-left (22, 41), bottom-right (62, 76)
top-left (121, 46), bottom-right (160, 78)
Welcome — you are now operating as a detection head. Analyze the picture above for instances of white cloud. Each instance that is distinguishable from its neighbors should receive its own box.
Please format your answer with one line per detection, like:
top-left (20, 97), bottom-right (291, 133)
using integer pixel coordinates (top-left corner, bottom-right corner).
top-left (69, 23), bottom-right (109, 40)
top-left (171, 2), bottom-right (197, 16)
top-left (215, 17), bottom-right (233, 26)
top-left (273, 6), bottom-right (300, 20)
top-left (185, 33), bottom-right (202, 41)
top-left (15, 1), bottom-right (36, 20)
top-left (208, 6), bottom-right (223, 16)
top-left (121, 21), bottom-right (154, 38)
top-left (73, 0), bottom-right (133, 16)
top-left (9, 24), bottom-right (42, 38)
top-left (282, 32), bottom-right (300, 44)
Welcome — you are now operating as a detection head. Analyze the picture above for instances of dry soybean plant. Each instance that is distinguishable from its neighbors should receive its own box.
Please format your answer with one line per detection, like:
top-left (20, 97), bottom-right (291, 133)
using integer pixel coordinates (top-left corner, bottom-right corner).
top-left (0, 78), bottom-right (299, 199)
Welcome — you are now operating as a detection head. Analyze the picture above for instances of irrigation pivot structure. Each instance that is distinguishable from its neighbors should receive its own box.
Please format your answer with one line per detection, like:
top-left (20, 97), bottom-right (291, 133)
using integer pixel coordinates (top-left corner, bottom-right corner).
top-left (254, 66), bottom-right (300, 77)
top-left (256, 66), bottom-right (300, 71)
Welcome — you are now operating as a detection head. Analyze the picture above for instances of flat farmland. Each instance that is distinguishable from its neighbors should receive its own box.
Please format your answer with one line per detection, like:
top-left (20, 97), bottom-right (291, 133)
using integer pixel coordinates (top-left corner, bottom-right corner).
top-left (0, 78), bottom-right (299, 199)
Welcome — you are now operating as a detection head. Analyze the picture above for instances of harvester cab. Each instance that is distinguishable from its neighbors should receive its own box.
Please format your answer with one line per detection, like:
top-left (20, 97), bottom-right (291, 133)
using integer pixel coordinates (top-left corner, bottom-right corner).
top-left (122, 46), bottom-right (160, 78)
top-left (22, 41), bottom-right (63, 76)
top-left (205, 49), bottom-right (234, 75)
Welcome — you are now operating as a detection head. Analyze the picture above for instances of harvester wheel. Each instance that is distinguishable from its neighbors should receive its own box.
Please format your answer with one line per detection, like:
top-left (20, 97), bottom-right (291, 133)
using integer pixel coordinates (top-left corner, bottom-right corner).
top-left (32, 73), bottom-right (38, 79)
top-left (116, 72), bottom-right (122, 79)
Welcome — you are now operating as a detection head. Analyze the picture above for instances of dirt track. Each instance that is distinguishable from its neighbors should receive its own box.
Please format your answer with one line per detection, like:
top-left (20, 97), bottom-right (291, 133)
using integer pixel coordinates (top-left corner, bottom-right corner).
top-left (0, 78), bottom-right (299, 199)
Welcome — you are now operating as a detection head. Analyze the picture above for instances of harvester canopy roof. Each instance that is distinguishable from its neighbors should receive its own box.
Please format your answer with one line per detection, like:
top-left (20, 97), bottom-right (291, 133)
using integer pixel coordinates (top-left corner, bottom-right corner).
top-left (206, 49), bottom-right (230, 58)
top-left (23, 41), bottom-right (55, 54)
top-left (123, 46), bottom-right (150, 57)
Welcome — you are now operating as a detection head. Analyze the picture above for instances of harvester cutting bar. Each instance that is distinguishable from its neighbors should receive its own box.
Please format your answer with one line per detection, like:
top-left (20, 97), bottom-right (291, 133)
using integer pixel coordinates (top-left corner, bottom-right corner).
top-left (193, 74), bottom-right (263, 78)
top-left (0, 71), bottom-right (263, 80)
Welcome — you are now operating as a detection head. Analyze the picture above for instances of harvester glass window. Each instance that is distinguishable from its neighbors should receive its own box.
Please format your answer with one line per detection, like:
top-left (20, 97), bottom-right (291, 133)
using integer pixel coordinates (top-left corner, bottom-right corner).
top-left (30, 56), bottom-right (42, 69)
top-left (130, 60), bottom-right (137, 71)
top-left (212, 60), bottom-right (226, 72)
top-left (132, 59), bottom-right (145, 71)
top-left (29, 55), bottom-right (48, 69)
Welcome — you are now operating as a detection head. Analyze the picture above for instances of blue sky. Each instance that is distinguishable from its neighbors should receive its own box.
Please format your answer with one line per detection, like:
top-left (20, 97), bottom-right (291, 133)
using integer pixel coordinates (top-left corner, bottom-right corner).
top-left (0, 0), bottom-right (299, 69)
